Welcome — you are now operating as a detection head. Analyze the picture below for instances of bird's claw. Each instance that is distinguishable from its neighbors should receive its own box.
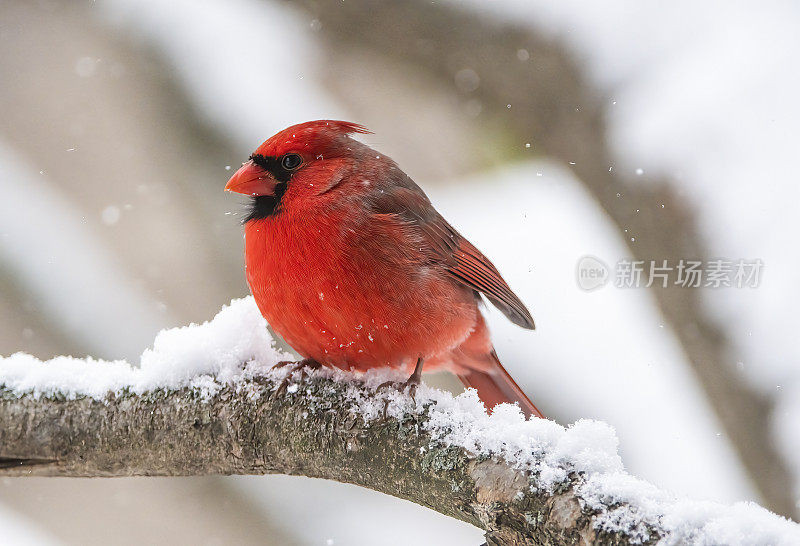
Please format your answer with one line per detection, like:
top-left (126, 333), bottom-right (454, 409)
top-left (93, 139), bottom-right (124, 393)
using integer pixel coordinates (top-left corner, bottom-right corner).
top-left (274, 359), bottom-right (322, 396)
top-left (274, 359), bottom-right (322, 370)
top-left (375, 377), bottom-right (419, 399)
top-left (375, 375), bottom-right (421, 418)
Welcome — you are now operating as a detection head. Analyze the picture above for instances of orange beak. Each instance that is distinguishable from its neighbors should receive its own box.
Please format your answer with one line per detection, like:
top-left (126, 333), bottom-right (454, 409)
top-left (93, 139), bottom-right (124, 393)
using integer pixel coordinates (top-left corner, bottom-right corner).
top-left (224, 160), bottom-right (278, 196)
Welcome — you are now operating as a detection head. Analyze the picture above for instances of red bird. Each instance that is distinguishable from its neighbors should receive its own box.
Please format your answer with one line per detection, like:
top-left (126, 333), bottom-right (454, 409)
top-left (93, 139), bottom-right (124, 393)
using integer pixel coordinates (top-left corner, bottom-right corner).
top-left (225, 120), bottom-right (543, 418)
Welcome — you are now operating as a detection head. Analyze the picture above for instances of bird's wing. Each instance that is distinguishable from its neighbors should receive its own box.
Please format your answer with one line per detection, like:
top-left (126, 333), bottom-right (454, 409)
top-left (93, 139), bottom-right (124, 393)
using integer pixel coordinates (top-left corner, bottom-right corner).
top-left (367, 175), bottom-right (535, 330)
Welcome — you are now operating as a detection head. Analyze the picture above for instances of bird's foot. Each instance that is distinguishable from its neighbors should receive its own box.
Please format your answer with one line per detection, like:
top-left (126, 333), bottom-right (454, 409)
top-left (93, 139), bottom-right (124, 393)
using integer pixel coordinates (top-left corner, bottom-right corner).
top-left (375, 372), bottom-right (422, 418)
top-left (375, 358), bottom-right (424, 417)
top-left (375, 374), bottom-right (420, 400)
top-left (274, 358), bottom-right (322, 396)
top-left (273, 358), bottom-right (322, 371)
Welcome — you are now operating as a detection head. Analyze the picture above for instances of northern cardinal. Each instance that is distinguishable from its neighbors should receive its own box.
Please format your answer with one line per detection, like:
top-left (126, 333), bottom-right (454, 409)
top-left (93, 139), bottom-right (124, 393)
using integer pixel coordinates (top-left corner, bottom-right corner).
top-left (225, 120), bottom-right (543, 418)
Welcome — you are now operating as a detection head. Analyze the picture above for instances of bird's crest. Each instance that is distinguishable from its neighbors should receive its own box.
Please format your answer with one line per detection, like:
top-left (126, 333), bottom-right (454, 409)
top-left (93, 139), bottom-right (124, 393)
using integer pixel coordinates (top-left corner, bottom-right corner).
top-left (253, 120), bottom-right (371, 159)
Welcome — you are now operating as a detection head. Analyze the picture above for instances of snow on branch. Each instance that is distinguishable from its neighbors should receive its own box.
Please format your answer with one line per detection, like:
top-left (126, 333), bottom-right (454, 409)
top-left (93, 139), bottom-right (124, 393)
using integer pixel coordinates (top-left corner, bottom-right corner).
top-left (1, 299), bottom-right (798, 545)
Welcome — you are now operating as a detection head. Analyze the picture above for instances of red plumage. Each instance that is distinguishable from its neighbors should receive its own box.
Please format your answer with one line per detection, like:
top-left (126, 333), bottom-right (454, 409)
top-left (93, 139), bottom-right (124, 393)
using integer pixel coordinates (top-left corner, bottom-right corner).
top-left (226, 120), bottom-right (543, 419)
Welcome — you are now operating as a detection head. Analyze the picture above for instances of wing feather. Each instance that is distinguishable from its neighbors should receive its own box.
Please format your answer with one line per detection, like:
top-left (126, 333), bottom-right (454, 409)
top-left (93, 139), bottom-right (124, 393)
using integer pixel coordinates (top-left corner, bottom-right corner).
top-left (367, 174), bottom-right (535, 329)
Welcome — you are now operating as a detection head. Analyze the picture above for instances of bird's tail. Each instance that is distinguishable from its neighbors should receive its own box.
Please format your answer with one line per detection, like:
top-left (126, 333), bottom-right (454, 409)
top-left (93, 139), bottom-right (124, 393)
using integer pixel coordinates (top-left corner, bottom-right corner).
top-left (456, 350), bottom-right (544, 419)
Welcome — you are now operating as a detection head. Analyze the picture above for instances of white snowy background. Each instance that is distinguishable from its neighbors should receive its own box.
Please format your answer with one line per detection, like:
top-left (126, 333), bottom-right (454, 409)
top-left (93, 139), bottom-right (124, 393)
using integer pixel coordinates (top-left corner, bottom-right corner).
top-left (1, 0), bottom-right (799, 544)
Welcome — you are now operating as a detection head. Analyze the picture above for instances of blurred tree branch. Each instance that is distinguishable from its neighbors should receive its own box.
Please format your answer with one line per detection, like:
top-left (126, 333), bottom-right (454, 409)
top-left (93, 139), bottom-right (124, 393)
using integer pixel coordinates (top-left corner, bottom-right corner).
top-left (1, 373), bottom-right (730, 546)
top-left (286, 0), bottom-right (795, 517)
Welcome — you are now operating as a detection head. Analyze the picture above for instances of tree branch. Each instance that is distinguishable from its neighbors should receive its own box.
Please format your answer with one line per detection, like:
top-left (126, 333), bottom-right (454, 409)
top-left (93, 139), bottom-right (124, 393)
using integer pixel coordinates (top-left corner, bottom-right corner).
top-left (1, 369), bottom-right (795, 545)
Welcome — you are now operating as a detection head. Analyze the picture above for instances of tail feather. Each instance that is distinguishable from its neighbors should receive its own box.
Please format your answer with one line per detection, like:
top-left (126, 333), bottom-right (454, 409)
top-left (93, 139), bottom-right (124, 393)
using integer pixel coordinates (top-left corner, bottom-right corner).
top-left (456, 351), bottom-right (544, 419)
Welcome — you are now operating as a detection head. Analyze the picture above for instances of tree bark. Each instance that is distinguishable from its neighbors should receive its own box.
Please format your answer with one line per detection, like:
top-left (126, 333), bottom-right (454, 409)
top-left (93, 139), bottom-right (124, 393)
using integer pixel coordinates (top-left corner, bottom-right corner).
top-left (0, 371), bottom-right (688, 546)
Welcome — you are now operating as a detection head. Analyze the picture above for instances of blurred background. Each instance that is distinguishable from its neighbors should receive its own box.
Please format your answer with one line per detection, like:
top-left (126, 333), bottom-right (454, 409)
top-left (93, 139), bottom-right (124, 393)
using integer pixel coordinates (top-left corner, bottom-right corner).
top-left (1, 0), bottom-right (799, 544)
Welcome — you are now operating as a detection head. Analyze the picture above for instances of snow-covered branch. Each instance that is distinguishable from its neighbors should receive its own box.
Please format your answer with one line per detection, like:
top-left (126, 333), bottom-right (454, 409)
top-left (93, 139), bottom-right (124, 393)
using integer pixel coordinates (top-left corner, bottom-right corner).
top-left (1, 299), bottom-right (797, 545)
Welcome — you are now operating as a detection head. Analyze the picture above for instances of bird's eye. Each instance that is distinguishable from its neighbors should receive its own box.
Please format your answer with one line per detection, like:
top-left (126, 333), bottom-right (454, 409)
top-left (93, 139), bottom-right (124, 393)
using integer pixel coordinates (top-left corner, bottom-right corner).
top-left (281, 153), bottom-right (303, 170)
